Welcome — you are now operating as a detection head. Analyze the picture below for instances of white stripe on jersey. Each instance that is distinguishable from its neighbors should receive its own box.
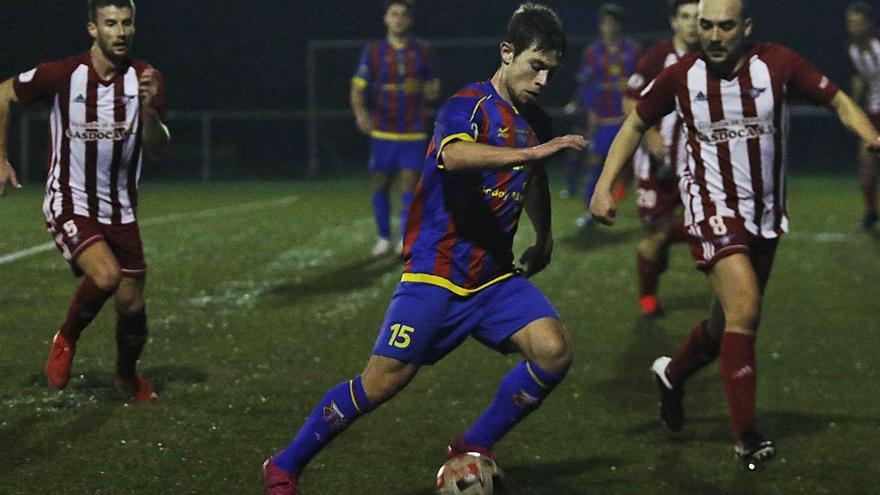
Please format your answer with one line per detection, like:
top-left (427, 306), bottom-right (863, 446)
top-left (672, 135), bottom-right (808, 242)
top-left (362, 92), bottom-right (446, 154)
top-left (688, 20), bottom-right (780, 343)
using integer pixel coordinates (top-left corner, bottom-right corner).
top-left (117, 67), bottom-right (140, 224)
top-left (43, 95), bottom-right (64, 220)
top-left (849, 37), bottom-right (880, 113)
top-left (67, 65), bottom-right (90, 218)
top-left (96, 83), bottom-right (116, 222)
top-left (749, 59), bottom-right (779, 237)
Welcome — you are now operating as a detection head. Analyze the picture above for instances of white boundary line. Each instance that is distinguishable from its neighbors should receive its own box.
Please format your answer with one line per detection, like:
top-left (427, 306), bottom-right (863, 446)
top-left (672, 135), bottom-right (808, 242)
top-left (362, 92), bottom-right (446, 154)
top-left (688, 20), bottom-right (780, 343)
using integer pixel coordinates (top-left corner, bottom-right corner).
top-left (0, 195), bottom-right (298, 267)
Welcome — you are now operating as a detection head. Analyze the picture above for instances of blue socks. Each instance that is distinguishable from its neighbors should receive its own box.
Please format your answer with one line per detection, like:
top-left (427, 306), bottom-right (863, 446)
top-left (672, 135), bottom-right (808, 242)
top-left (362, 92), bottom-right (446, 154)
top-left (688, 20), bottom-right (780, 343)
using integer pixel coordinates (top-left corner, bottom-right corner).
top-left (273, 376), bottom-right (373, 475)
top-left (464, 361), bottom-right (564, 449)
top-left (372, 191), bottom-right (391, 239)
top-left (400, 191), bottom-right (414, 240)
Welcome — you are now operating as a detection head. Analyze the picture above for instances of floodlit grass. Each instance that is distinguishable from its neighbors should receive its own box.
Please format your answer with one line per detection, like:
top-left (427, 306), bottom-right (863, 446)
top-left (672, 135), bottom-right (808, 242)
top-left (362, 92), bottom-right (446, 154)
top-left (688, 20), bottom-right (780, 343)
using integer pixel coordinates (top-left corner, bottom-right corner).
top-left (0, 175), bottom-right (877, 494)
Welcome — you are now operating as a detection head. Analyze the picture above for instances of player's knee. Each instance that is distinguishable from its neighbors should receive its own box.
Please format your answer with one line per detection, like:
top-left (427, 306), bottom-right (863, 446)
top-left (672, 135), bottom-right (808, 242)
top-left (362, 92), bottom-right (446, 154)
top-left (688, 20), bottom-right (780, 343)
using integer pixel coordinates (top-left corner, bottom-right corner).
top-left (361, 359), bottom-right (416, 405)
top-left (725, 296), bottom-right (761, 331)
top-left (91, 269), bottom-right (122, 293)
top-left (532, 332), bottom-right (572, 376)
top-left (116, 296), bottom-right (145, 316)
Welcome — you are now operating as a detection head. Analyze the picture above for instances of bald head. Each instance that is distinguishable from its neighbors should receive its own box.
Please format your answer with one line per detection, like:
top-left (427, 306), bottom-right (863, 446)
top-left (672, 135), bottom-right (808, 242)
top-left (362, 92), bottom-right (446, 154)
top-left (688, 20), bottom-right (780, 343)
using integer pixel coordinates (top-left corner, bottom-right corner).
top-left (697, 0), bottom-right (753, 73)
top-left (698, 0), bottom-right (749, 22)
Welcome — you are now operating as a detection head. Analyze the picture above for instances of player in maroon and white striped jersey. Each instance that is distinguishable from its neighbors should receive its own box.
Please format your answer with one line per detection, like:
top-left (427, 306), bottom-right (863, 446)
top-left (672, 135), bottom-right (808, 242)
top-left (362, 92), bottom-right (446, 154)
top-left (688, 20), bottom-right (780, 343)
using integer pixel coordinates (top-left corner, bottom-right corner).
top-left (0, 0), bottom-right (170, 401)
top-left (846, 1), bottom-right (880, 229)
top-left (591, 0), bottom-right (880, 466)
top-left (624, 0), bottom-right (700, 317)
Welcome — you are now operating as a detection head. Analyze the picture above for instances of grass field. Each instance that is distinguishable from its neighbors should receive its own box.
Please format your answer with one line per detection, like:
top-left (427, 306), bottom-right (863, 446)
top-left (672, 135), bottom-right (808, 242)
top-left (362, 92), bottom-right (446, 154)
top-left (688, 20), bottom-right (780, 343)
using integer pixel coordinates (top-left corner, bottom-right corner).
top-left (0, 175), bottom-right (878, 494)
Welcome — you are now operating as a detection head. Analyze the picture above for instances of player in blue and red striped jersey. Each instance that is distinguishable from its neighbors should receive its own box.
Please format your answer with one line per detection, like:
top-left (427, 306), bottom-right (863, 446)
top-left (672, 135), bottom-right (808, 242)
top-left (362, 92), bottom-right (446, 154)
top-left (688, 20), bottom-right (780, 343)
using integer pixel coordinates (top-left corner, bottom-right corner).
top-left (351, 0), bottom-right (441, 256)
top-left (568, 3), bottom-right (642, 227)
top-left (263, 4), bottom-right (586, 494)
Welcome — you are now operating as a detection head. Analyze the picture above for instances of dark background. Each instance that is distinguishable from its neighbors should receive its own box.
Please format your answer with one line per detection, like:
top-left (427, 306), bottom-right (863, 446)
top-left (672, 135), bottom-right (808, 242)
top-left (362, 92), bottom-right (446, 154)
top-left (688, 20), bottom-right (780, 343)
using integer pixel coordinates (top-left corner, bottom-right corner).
top-left (0, 1), bottom-right (866, 179)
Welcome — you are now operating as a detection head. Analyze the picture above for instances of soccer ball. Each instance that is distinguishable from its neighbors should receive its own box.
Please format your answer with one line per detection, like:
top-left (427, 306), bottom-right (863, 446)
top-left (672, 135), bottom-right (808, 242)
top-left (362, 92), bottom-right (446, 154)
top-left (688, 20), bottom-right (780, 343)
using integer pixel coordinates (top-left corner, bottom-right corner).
top-left (435, 452), bottom-right (505, 495)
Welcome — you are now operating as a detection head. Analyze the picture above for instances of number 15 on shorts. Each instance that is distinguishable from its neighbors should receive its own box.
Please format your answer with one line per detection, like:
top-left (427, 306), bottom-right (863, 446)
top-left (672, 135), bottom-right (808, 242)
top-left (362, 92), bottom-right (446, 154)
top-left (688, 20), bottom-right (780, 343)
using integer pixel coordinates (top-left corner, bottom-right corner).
top-left (388, 323), bottom-right (415, 349)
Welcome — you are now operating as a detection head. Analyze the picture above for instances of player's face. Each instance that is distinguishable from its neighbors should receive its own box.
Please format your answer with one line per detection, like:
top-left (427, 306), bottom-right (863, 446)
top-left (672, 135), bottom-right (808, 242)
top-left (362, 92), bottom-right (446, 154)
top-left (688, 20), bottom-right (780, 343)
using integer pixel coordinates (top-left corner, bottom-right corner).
top-left (503, 43), bottom-right (561, 108)
top-left (672, 3), bottom-right (700, 48)
top-left (88, 6), bottom-right (135, 60)
top-left (847, 11), bottom-right (873, 40)
top-left (598, 15), bottom-right (623, 40)
top-left (384, 4), bottom-right (412, 38)
top-left (697, 0), bottom-right (752, 69)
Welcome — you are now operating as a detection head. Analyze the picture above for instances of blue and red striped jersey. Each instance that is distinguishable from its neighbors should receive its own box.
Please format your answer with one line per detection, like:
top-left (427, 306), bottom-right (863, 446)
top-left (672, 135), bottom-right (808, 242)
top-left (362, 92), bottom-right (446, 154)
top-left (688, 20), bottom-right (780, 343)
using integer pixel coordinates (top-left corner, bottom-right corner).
top-left (401, 81), bottom-right (551, 295)
top-left (353, 38), bottom-right (438, 140)
top-left (578, 38), bottom-right (642, 120)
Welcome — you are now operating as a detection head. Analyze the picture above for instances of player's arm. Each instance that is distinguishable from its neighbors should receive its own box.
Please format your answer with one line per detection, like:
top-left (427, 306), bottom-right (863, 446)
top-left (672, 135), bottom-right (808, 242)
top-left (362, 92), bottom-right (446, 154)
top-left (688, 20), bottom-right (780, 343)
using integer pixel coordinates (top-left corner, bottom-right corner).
top-left (590, 111), bottom-right (651, 224)
top-left (0, 77), bottom-right (23, 196)
top-left (520, 164), bottom-right (553, 277)
top-left (624, 95), bottom-right (667, 160)
top-left (829, 91), bottom-right (880, 152)
top-left (138, 68), bottom-right (170, 160)
top-left (350, 78), bottom-right (372, 135)
top-left (441, 135), bottom-right (587, 172)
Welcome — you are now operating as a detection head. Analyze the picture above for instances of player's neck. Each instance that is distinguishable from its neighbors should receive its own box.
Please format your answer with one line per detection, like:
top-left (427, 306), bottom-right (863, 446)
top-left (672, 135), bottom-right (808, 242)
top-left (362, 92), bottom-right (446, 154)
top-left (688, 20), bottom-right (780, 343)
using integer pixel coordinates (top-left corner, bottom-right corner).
top-left (387, 33), bottom-right (409, 49)
top-left (90, 44), bottom-right (124, 80)
top-left (672, 36), bottom-right (696, 54)
top-left (490, 69), bottom-right (514, 109)
top-left (710, 53), bottom-right (748, 79)
top-left (602, 35), bottom-right (621, 47)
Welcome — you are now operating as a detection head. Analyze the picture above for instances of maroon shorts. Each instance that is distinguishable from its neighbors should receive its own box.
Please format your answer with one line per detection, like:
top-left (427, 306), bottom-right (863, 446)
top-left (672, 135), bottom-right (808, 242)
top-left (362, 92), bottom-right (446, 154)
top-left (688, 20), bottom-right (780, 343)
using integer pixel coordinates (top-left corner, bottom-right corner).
top-left (636, 176), bottom-right (680, 226)
top-left (46, 215), bottom-right (147, 278)
top-left (687, 215), bottom-right (779, 286)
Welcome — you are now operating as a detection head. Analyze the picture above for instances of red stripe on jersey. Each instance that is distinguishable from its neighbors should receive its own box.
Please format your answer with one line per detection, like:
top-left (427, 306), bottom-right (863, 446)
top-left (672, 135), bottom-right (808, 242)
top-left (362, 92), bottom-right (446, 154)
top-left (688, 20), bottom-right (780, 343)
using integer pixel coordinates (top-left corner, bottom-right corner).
top-left (455, 88), bottom-right (483, 99)
top-left (85, 71), bottom-right (100, 217)
top-left (127, 119), bottom-right (141, 208)
top-left (59, 87), bottom-right (74, 218)
top-left (370, 44), bottom-right (381, 130)
top-left (738, 70), bottom-right (765, 228)
top-left (464, 246), bottom-right (486, 288)
top-left (109, 80), bottom-right (125, 223)
top-left (706, 76), bottom-right (738, 214)
top-left (403, 180), bottom-right (425, 256)
top-left (385, 47), bottom-right (399, 133)
top-left (679, 79), bottom-right (717, 220)
top-left (432, 219), bottom-right (457, 279)
top-left (405, 46), bottom-right (417, 133)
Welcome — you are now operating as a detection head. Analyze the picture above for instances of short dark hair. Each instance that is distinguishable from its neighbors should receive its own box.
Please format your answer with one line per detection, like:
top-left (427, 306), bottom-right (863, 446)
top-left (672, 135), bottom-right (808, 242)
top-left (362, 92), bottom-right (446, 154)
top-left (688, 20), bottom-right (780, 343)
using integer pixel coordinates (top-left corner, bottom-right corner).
top-left (506, 3), bottom-right (567, 59)
top-left (847, 1), bottom-right (876, 21)
top-left (668, 0), bottom-right (698, 17)
top-left (385, 0), bottom-right (414, 13)
top-left (89, 0), bottom-right (135, 22)
top-left (599, 3), bottom-right (626, 23)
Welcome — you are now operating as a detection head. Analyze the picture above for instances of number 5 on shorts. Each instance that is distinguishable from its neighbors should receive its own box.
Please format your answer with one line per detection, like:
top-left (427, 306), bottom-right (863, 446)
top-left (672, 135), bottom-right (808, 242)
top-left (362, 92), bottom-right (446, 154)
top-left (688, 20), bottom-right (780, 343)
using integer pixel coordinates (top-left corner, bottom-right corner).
top-left (388, 323), bottom-right (415, 349)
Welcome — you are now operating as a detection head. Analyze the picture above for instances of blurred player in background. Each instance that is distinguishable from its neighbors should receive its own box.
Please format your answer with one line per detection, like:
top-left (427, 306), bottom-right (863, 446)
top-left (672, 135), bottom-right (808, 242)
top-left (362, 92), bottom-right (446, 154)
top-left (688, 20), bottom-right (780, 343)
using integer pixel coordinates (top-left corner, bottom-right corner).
top-left (846, 1), bottom-right (880, 230)
top-left (0, 0), bottom-right (170, 401)
top-left (263, 4), bottom-right (586, 494)
top-left (567, 3), bottom-right (641, 227)
top-left (351, 0), bottom-right (441, 256)
top-left (625, 0), bottom-right (700, 317)
top-left (591, 0), bottom-right (880, 467)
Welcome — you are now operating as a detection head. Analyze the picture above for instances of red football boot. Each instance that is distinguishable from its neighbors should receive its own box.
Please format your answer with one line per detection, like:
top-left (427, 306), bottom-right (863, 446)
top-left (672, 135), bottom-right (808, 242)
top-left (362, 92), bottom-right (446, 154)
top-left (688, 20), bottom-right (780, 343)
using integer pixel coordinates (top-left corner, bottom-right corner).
top-left (114, 372), bottom-right (158, 402)
top-left (262, 455), bottom-right (300, 495)
top-left (45, 331), bottom-right (76, 389)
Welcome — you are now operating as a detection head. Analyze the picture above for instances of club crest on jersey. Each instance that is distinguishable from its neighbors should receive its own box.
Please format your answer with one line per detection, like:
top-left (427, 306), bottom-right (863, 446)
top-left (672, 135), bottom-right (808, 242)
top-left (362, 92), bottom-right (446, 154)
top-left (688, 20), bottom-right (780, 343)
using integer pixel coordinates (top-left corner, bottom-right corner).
top-left (743, 87), bottom-right (767, 99)
top-left (322, 401), bottom-right (348, 430)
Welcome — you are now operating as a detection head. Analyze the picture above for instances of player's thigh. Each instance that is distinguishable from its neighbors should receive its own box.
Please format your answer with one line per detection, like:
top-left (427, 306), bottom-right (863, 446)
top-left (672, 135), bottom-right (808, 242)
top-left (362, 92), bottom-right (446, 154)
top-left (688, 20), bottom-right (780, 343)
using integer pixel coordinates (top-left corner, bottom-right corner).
top-left (709, 253), bottom-right (762, 332)
top-left (399, 168), bottom-right (420, 193)
top-left (76, 241), bottom-right (122, 290)
top-left (101, 221), bottom-right (147, 279)
top-left (370, 171), bottom-right (393, 192)
top-left (361, 354), bottom-right (420, 404)
top-left (506, 317), bottom-right (572, 375)
top-left (369, 139), bottom-right (399, 182)
top-left (114, 276), bottom-right (146, 314)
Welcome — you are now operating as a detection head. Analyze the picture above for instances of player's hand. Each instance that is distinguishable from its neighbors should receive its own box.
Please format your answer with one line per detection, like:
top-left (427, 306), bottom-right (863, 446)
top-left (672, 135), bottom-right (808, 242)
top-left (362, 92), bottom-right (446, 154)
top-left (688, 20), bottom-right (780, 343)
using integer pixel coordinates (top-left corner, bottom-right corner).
top-left (138, 68), bottom-right (160, 112)
top-left (519, 236), bottom-right (553, 278)
top-left (355, 113), bottom-right (373, 135)
top-left (589, 187), bottom-right (616, 225)
top-left (0, 157), bottom-right (22, 196)
top-left (528, 134), bottom-right (588, 161)
top-left (867, 136), bottom-right (880, 153)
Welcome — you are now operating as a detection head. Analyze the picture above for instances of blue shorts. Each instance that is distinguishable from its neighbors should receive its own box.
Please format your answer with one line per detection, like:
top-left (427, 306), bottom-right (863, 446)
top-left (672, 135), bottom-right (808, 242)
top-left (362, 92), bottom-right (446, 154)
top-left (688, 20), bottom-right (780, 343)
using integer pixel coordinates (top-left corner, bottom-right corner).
top-left (369, 138), bottom-right (427, 175)
top-left (372, 276), bottom-right (559, 365)
top-left (592, 123), bottom-right (623, 157)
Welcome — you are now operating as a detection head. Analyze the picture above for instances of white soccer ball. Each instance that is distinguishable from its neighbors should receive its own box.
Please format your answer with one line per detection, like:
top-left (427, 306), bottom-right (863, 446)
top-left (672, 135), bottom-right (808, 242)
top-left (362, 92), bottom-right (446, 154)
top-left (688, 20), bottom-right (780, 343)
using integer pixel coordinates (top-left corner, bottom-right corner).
top-left (435, 452), bottom-right (505, 495)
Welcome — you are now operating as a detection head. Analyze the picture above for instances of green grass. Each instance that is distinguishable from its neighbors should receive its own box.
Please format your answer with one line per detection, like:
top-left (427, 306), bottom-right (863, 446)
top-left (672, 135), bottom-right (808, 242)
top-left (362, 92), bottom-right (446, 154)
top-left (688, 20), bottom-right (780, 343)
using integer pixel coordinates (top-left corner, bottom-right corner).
top-left (0, 175), bottom-right (878, 494)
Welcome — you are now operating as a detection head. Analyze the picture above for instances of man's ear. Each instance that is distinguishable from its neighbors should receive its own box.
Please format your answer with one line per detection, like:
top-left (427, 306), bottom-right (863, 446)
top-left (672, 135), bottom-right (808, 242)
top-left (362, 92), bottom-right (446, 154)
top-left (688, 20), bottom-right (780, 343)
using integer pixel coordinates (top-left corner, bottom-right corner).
top-left (500, 41), bottom-right (515, 65)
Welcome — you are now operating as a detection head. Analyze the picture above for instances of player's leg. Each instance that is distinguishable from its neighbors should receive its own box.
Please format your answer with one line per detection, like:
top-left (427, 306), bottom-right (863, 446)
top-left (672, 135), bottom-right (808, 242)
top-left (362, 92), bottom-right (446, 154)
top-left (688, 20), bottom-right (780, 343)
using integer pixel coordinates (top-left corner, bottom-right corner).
top-left (857, 143), bottom-right (878, 230)
top-left (579, 154), bottom-right (602, 228)
top-left (398, 166), bottom-right (420, 252)
top-left (636, 222), bottom-right (673, 316)
top-left (112, 276), bottom-right (156, 401)
top-left (46, 237), bottom-right (121, 389)
top-left (369, 139), bottom-right (396, 255)
top-left (455, 278), bottom-right (569, 453)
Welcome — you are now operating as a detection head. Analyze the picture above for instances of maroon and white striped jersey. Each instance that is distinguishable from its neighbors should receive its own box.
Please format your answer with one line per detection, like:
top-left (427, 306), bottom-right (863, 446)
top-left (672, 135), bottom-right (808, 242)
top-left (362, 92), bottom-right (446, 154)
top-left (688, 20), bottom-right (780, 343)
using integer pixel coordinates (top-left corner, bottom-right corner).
top-left (13, 52), bottom-right (166, 225)
top-left (627, 39), bottom-right (688, 181)
top-left (636, 43), bottom-right (839, 238)
top-left (848, 32), bottom-right (880, 114)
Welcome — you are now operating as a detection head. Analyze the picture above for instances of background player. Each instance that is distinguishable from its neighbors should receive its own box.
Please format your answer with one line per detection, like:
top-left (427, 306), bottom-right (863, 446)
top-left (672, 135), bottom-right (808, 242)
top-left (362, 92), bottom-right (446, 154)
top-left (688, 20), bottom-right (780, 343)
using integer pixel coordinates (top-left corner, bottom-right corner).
top-left (591, 0), bottom-right (880, 467)
top-left (625, 0), bottom-right (700, 317)
top-left (0, 0), bottom-right (170, 401)
top-left (846, 1), bottom-right (880, 230)
top-left (568, 3), bottom-right (641, 227)
top-left (351, 0), bottom-right (441, 256)
top-left (263, 4), bottom-right (586, 494)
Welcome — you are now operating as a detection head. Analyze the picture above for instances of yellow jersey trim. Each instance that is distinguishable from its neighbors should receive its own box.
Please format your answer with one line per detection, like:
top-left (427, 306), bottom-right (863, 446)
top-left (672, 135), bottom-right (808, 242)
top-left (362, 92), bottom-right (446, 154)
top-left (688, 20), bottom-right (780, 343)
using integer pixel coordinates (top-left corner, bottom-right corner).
top-left (351, 76), bottom-right (368, 89)
top-left (526, 362), bottom-right (549, 389)
top-left (349, 379), bottom-right (362, 413)
top-left (400, 271), bottom-right (515, 296)
top-left (370, 130), bottom-right (428, 141)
